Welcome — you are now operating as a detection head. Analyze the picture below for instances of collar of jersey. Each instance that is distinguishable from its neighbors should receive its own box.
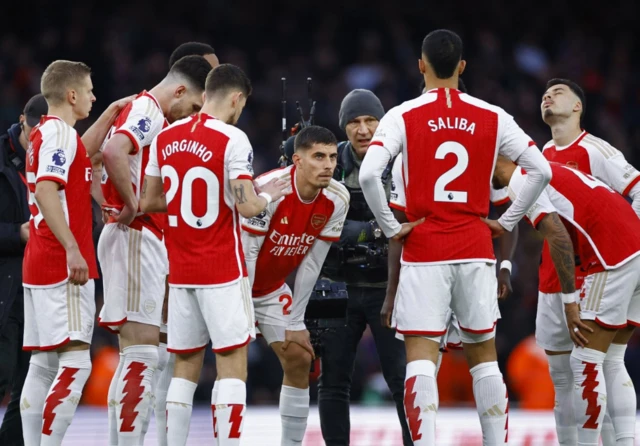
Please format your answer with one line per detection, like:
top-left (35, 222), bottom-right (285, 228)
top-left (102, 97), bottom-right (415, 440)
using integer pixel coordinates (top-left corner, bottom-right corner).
top-left (554, 130), bottom-right (587, 151)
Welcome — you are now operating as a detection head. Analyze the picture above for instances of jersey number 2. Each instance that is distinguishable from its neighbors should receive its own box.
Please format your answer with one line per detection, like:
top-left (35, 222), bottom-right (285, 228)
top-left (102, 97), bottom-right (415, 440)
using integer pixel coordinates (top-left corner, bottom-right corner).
top-left (434, 141), bottom-right (469, 203)
top-left (279, 295), bottom-right (292, 316)
top-left (161, 165), bottom-right (220, 229)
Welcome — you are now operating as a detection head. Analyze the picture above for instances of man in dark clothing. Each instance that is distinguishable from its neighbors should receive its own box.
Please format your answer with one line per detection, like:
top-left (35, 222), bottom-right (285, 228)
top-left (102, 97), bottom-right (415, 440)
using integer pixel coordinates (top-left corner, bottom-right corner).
top-left (0, 93), bottom-right (48, 445)
top-left (317, 89), bottom-right (413, 446)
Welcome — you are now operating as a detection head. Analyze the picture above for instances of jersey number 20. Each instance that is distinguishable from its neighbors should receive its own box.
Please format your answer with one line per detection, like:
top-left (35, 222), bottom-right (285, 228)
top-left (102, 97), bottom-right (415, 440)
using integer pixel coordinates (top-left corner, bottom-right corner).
top-left (161, 165), bottom-right (220, 229)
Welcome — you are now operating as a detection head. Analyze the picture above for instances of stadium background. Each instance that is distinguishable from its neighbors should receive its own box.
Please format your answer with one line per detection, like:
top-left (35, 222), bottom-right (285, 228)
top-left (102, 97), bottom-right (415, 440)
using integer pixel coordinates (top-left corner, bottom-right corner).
top-left (2, 0), bottom-right (640, 442)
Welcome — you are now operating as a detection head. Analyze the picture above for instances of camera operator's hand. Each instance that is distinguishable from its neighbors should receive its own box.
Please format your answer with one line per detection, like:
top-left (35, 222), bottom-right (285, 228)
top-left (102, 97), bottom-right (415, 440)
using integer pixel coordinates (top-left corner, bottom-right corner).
top-left (380, 293), bottom-right (395, 328)
top-left (282, 329), bottom-right (316, 360)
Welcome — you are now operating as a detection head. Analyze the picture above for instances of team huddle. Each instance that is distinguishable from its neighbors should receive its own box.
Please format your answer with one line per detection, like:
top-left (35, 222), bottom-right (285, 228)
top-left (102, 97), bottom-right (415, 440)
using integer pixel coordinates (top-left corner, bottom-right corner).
top-left (15, 27), bottom-right (640, 446)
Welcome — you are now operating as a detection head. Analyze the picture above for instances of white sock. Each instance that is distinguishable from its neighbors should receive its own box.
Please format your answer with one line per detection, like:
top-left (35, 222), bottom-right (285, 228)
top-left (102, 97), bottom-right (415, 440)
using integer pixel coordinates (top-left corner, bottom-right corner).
top-left (155, 346), bottom-right (174, 446)
top-left (570, 348), bottom-right (607, 446)
top-left (20, 352), bottom-right (58, 446)
top-left (166, 378), bottom-right (197, 446)
top-left (212, 381), bottom-right (219, 440)
top-left (108, 353), bottom-right (124, 446)
top-left (601, 411), bottom-right (617, 446)
top-left (548, 354), bottom-right (577, 445)
top-left (603, 344), bottom-right (635, 446)
top-left (404, 360), bottom-right (438, 445)
top-left (116, 345), bottom-right (158, 446)
top-left (279, 385), bottom-right (309, 445)
top-left (40, 350), bottom-right (92, 446)
top-left (471, 361), bottom-right (509, 446)
top-left (216, 378), bottom-right (246, 446)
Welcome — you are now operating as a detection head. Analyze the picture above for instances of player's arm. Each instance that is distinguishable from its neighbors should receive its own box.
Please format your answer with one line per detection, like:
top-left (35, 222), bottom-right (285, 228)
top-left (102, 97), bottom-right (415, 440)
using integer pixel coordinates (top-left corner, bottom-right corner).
top-left (89, 152), bottom-right (105, 206)
top-left (496, 115), bottom-right (552, 233)
top-left (494, 200), bottom-right (518, 300)
top-left (81, 95), bottom-right (135, 157)
top-left (588, 145), bottom-right (640, 218)
top-left (34, 135), bottom-right (88, 285)
top-left (230, 178), bottom-right (289, 218)
top-left (241, 230), bottom-right (266, 287)
top-left (140, 138), bottom-right (166, 213)
top-left (536, 212), bottom-right (575, 295)
top-left (102, 133), bottom-right (138, 222)
top-left (381, 208), bottom-right (408, 328)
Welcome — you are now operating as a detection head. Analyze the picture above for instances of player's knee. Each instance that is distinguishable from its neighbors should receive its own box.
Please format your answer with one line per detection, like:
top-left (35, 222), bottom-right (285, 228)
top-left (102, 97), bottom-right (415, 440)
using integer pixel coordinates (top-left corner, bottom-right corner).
top-left (120, 321), bottom-right (160, 347)
top-left (216, 347), bottom-right (248, 381)
top-left (281, 344), bottom-right (313, 374)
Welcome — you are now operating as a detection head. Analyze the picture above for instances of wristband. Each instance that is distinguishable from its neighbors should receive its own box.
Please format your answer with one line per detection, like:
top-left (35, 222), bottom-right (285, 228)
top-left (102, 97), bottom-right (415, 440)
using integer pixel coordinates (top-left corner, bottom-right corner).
top-left (258, 192), bottom-right (273, 206)
top-left (499, 260), bottom-right (512, 273)
top-left (561, 292), bottom-right (577, 304)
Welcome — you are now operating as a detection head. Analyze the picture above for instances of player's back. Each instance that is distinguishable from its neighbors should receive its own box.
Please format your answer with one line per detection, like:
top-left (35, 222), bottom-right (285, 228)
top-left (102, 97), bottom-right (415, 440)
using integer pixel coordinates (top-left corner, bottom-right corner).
top-left (153, 113), bottom-right (249, 287)
top-left (534, 162), bottom-right (640, 269)
top-left (397, 88), bottom-right (506, 263)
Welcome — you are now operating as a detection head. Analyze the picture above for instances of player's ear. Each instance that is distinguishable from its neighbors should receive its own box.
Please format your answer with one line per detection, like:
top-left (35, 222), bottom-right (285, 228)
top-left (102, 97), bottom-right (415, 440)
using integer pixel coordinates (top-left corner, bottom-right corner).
top-left (292, 151), bottom-right (302, 167)
top-left (67, 89), bottom-right (77, 105)
top-left (458, 60), bottom-right (466, 76)
top-left (201, 91), bottom-right (206, 104)
top-left (174, 85), bottom-right (186, 98)
top-left (418, 58), bottom-right (426, 74)
top-left (573, 99), bottom-right (582, 114)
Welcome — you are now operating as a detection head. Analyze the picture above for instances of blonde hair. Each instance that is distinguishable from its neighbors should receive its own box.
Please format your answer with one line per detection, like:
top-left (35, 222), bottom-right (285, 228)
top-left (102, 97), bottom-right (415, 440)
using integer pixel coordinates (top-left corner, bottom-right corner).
top-left (40, 60), bottom-right (91, 106)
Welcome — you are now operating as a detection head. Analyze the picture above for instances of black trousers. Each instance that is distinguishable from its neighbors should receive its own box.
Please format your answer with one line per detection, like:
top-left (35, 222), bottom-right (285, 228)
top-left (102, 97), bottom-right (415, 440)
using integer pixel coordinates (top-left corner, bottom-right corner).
top-left (0, 294), bottom-right (30, 446)
top-left (318, 286), bottom-right (412, 446)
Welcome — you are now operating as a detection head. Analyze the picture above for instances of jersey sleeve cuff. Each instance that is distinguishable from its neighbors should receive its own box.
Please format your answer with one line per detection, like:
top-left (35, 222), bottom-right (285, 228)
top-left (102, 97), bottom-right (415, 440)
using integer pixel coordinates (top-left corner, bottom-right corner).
top-left (531, 212), bottom-right (548, 229)
top-left (389, 202), bottom-right (406, 211)
top-left (231, 174), bottom-right (254, 181)
top-left (286, 322), bottom-right (306, 331)
top-left (114, 128), bottom-right (142, 155)
top-left (317, 235), bottom-right (340, 242)
top-left (622, 174), bottom-right (640, 197)
top-left (36, 175), bottom-right (66, 187)
top-left (491, 197), bottom-right (510, 206)
top-left (242, 225), bottom-right (267, 236)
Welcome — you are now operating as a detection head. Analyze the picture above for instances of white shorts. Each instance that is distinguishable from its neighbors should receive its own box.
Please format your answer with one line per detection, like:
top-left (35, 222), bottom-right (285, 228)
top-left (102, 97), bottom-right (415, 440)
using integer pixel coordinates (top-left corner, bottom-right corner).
top-left (253, 283), bottom-right (293, 344)
top-left (97, 224), bottom-right (168, 333)
top-left (535, 292), bottom-right (574, 352)
top-left (395, 262), bottom-right (500, 344)
top-left (24, 281), bottom-right (96, 350)
top-left (167, 278), bottom-right (256, 354)
top-left (579, 255), bottom-right (640, 329)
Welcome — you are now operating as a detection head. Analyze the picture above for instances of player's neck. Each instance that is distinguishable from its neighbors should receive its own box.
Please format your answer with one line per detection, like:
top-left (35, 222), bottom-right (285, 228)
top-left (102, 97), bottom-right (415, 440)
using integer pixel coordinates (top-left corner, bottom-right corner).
top-left (424, 75), bottom-right (458, 91)
top-left (149, 84), bottom-right (171, 117)
top-left (295, 173), bottom-right (320, 202)
top-left (47, 105), bottom-right (76, 127)
top-left (550, 119), bottom-right (582, 147)
top-left (201, 103), bottom-right (233, 124)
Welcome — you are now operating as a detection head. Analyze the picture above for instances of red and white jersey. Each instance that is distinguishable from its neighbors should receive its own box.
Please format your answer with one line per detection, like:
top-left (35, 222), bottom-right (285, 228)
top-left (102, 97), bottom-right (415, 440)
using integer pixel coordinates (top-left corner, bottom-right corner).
top-left (372, 88), bottom-right (533, 264)
top-left (242, 165), bottom-right (349, 297)
top-left (390, 153), bottom-right (510, 211)
top-left (511, 163), bottom-right (640, 271)
top-left (538, 131), bottom-right (640, 292)
top-left (101, 91), bottom-right (167, 239)
top-left (23, 116), bottom-right (98, 287)
top-left (145, 113), bottom-right (254, 287)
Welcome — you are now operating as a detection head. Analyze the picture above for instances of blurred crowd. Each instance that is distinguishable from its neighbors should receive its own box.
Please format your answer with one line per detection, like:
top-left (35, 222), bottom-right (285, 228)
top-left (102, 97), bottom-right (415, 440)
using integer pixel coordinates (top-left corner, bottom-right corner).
top-left (2, 0), bottom-right (640, 408)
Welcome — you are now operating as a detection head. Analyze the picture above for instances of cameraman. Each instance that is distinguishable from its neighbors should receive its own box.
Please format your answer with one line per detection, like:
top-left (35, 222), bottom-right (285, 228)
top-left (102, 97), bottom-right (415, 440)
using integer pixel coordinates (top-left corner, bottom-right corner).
top-left (318, 90), bottom-right (412, 446)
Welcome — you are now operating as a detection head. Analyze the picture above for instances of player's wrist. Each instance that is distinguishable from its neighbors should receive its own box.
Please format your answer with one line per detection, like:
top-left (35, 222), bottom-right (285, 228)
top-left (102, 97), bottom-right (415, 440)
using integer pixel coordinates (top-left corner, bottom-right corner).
top-left (258, 192), bottom-right (272, 207)
top-left (561, 292), bottom-right (577, 304)
top-left (499, 260), bottom-right (512, 273)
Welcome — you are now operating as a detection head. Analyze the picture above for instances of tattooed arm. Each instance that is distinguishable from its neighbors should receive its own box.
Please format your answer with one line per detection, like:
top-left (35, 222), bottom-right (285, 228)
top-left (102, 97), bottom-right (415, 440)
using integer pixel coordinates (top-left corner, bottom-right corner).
top-left (139, 176), bottom-right (167, 213)
top-left (536, 212), bottom-right (576, 294)
top-left (230, 178), bottom-right (291, 218)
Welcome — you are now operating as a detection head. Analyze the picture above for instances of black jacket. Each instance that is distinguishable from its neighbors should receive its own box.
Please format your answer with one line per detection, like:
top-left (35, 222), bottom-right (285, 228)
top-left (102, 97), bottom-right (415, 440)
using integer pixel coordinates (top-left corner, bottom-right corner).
top-left (0, 124), bottom-right (30, 328)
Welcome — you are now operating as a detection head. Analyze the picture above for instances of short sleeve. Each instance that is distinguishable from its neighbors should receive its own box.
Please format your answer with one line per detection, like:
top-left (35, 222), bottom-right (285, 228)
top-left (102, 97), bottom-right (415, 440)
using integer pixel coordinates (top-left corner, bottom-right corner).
top-left (114, 96), bottom-right (164, 155)
top-left (36, 124), bottom-right (77, 187)
top-left (497, 111), bottom-right (537, 162)
top-left (490, 187), bottom-right (510, 206)
top-left (241, 203), bottom-right (274, 236)
top-left (586, 144), bottom-right (640, 196)
top-left (319, 190), bottom-right (350, 242)
top-left (144, 137), bottom-right (161, 177)
top-left (390, 154), bottom-right (406, 211)
top-left (226, 130), bottom-right (254, 181)
top-left (369, 108), bottom-right (404, 158)
top-left (508, 167), bottom-right (555, 227)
